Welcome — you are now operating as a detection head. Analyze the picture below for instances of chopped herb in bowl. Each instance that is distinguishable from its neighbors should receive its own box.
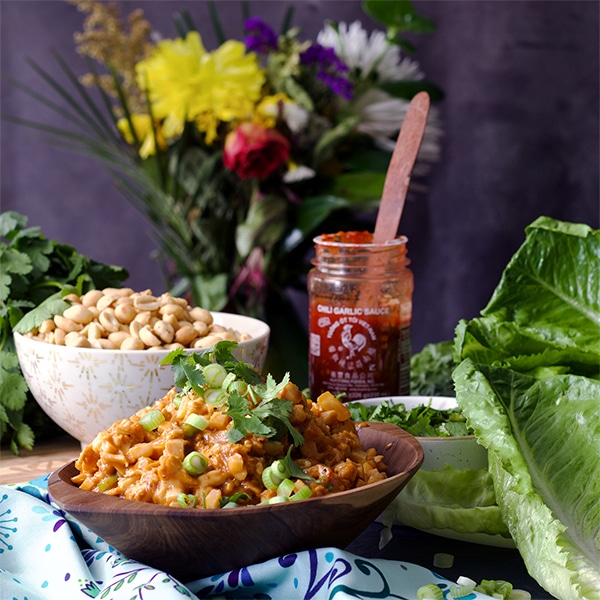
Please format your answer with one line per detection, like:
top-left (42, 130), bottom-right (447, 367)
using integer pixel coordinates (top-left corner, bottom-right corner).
top-left (346, 399), bottom-right (473, 438)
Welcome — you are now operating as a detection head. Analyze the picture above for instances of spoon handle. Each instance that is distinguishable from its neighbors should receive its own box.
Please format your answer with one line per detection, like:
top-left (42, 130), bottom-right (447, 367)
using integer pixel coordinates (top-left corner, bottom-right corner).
top-left (373, 91), bottom-right (431, 244)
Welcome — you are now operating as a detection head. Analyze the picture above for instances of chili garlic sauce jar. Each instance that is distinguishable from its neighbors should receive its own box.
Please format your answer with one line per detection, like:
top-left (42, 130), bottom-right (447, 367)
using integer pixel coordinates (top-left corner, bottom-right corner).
top-left (308, 231), bottom-right (413, 402)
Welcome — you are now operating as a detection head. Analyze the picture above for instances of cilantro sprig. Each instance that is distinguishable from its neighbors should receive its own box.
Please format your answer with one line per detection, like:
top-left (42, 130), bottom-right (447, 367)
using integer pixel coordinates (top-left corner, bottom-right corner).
top-left (162, 341), bottom-right (304, 446)
top-left (0, 211), bottom-right (128, 453)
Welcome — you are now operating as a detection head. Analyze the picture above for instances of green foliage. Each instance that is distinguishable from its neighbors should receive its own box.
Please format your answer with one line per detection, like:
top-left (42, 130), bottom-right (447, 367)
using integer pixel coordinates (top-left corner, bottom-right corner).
top-left (0, 211), bottom-right (128, 452)
top-left (410, 340), bottom-right (456, 397)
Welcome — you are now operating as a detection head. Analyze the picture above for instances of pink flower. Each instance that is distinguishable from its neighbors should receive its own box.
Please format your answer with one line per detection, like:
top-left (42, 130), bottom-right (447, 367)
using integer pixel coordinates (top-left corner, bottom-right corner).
top-left (223, 123), bottom-right (290, 179)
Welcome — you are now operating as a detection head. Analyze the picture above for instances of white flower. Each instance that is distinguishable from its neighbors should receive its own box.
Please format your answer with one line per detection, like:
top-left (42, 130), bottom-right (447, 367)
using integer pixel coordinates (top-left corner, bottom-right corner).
top-left (283, 164), bottom-right (316, 183)
top-left (352, 89), bottom-right (443, 175)
top-left (282, 102), bottom-right (310, 134)
top-left (316, 21), bottom-right (424, 84)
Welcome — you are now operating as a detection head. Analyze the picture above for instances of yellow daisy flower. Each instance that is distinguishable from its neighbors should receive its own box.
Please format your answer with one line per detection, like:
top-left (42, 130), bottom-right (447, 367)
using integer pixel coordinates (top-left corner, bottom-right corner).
top-left (253, 93), bottom-right (291, 129)
top-left (117, 114), bottom-right (167, 159)
top-left (136, 31), bottom-right (265, 144)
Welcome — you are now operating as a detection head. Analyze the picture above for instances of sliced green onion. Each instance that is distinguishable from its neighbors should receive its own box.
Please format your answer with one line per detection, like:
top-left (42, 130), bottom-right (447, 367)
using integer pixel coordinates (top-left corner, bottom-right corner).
top-left (508, 590), bottom-right (532, 599)
top-left (183, 451), bottom-right (208, 476)
top-left (140, 409), bottom-right (165, 432)
top-left (228, 380), bottom-right (248, 396)
top-left (416, 584), bottom-right (443, 600)
top-left (221, 372), bottom-right (237, 391)
top-left (221, 501), bottom-right (240, 509)
top-left (267, 496), bottom-right (288, 504)
top-left (456, 576), bottom-right (477, 588)
top-left (173, 394), bottom-right (183, 407)
top-left (493, 581), bottom-right (513, 598)
top-left (203, 363), bottom-right (228, 388)
top-left (449, 584), bottom-right (473, 598)
top-left (433, 552), bottom-right (454, 568)
top-left (204, 388), bottom-right (228, 406)
top-left (177, 493), bottom-right (198, 508)
top-left (97, 474), bottom-right (118, 492)
top-left (261, 466), bottom-right (280, 490)
top-left (277, 478), bottom-right (295, 498)
top-left (290, 484), bottom-right (313, 501)
top-left (270, 459), bottom-right (290, 481)
top-left (182, 414), bottom-right (209, 437)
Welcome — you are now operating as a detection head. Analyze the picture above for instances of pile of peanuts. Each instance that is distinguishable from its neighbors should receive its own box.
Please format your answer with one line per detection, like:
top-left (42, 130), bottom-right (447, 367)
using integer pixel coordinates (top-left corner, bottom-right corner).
top-left (25, 288), bottom-right (252, 351)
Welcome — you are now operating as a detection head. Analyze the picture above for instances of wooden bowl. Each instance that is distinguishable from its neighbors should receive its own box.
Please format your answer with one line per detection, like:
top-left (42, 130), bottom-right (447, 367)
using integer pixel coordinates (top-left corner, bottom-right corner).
top-left (49, 421), bottom-right (423, 581)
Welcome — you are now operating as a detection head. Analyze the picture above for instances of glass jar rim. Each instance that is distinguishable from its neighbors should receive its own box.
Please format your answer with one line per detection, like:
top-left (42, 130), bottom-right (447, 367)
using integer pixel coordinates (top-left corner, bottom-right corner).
top-left (313, 233), bottom-right (408, 249)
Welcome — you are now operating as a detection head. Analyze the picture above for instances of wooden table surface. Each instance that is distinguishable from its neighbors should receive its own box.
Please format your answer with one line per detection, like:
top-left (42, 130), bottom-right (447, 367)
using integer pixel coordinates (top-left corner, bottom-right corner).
top-left (0, 435), bottom-right (81, 484)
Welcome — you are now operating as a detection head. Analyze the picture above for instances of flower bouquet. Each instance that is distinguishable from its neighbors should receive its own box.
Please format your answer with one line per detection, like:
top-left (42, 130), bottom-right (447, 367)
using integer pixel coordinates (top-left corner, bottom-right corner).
top-left (7, 0), bottom-right (442, 381)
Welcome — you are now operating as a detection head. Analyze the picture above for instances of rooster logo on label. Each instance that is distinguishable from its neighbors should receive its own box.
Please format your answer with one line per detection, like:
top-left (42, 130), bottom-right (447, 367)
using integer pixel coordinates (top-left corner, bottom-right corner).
top-left (340, 324), bottom-right (367, 359)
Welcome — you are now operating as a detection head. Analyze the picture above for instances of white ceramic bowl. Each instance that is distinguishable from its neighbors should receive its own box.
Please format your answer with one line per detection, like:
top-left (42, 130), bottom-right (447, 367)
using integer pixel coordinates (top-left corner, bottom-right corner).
top-left (15, 312), bottom-right (269, 446)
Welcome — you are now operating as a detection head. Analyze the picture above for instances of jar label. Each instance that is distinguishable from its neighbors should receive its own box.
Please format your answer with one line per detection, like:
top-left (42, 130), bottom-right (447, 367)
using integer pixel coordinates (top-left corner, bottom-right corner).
top-left (309, 303), bottom-right (411, 401)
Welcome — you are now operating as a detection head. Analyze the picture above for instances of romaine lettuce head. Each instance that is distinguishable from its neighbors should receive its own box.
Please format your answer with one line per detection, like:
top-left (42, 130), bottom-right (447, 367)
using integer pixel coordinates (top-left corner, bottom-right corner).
top-left (452, 217), bottom-right (600, 599)
top-left (454, 361), bottom-right (600, 600)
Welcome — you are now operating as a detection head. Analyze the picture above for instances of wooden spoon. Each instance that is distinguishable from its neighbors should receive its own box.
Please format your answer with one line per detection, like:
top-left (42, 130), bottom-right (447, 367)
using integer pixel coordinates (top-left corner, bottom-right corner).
top-left (373, 91), bottom-right (431, 244)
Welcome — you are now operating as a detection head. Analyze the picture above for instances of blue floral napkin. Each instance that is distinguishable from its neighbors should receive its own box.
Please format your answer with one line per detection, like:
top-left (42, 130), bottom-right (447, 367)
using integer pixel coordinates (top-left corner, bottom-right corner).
top-left (0, 476), bottom-right (492, 600)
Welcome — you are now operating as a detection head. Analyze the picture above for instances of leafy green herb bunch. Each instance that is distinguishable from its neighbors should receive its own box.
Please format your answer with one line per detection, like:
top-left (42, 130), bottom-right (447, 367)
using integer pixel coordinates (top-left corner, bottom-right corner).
top-left (0, 211), bottom-right (128, 452)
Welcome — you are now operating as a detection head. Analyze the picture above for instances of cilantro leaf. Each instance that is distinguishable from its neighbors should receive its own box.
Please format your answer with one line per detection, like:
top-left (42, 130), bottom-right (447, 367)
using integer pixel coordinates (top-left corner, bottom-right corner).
top-left (226, 391), bottom-right (275, 442)
top-left (13, 291), bottom-right (72, 334)
top-left (280, 447), bottom-right (317, 482)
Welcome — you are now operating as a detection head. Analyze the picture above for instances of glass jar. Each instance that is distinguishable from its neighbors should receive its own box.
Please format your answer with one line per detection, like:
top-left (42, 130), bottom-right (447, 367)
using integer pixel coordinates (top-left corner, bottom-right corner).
top-left (308, 231), bottom-right (413, 401)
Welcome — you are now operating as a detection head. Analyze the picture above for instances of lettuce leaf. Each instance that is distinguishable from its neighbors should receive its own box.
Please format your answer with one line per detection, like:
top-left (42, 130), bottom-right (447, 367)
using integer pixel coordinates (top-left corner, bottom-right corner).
top-left (453, 217), bottom-right (600, 599)
top-left (382, 464), bottom-right (510, 537)
top-left (455, 216), bottom-right (600, 379)
top-left (454, 362), bottom-right (600, 599)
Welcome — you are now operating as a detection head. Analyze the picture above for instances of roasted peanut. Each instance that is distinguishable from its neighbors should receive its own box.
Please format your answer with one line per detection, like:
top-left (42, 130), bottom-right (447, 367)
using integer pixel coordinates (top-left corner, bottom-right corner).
top-left (153, 320), bottom-right (174, 344)
top-left (86, 322), bottom-right (104, 340)
top-left (134, 294), bottom-right (161, 312)
top-left (189, 307), bottom-right (212, 324)
top-left (39, 319), bottom-right (55, 334)
top-left (97, 294), bottom-right (117, 312)
top-left (63, 304), bottom-right (95, 325)
top-left (108, 331), bottom-right (130, 347)
top-left (120, 336), bottom-right (146, 351)
top-left (54, 315), bottom-right (83, 333)
top-left (65, 331), bottom-right (91, 348)
top-left (138, 325), bottom-right (162, 347)
top-left (81, 289), bottom-right (104, 307)
top-left (192, 321), bottom-right (209, 337)
top-left (159, 303), bottom-right (186, 320)
top-left (174, 324), bottom-right (197, 346)
top-left (115, 303), bottom-right (137, 324)
top-left (99, 308), bottom-right (121, 333)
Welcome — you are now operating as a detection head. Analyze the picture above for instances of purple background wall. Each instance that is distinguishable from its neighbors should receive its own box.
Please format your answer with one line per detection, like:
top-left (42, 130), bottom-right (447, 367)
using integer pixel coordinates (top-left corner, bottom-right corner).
top-left (1, 0), bottom-right (599, 354)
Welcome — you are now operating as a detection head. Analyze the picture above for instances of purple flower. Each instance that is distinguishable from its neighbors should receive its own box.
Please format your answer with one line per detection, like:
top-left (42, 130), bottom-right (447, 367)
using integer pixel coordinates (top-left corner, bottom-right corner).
top-left (244, 17), bottom-right (278, 53)
top-left (300, 43), bottom-right (353, 100)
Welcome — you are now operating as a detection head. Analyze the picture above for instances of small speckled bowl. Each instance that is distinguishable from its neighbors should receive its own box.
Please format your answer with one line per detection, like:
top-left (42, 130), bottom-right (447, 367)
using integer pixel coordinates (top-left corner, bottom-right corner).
top-left (357, 396), bottom-right (488, 470)
top-left (15, 312), bottom-right (269, 446)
